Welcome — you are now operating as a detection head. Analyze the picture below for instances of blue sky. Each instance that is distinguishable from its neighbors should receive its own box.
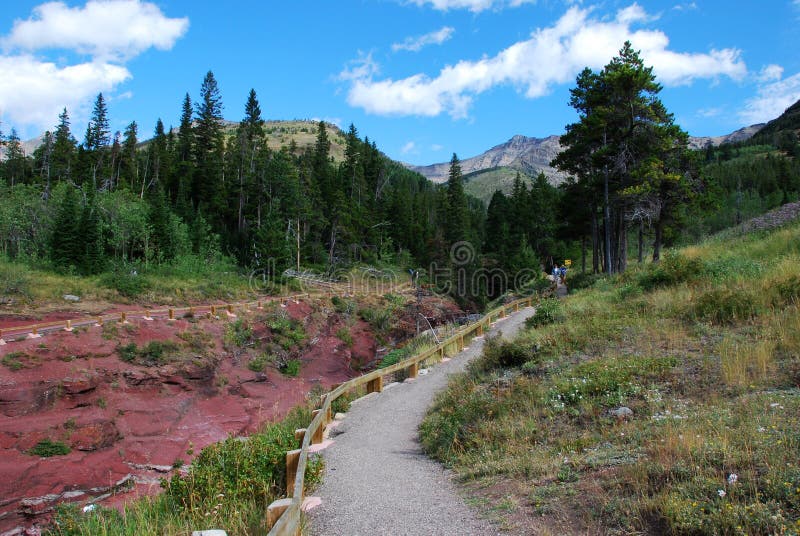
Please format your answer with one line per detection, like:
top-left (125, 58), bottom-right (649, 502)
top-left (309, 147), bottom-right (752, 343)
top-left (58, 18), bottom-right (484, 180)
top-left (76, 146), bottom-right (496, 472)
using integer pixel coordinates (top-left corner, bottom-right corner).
top-left (1, 0), bottom-right (799, 165)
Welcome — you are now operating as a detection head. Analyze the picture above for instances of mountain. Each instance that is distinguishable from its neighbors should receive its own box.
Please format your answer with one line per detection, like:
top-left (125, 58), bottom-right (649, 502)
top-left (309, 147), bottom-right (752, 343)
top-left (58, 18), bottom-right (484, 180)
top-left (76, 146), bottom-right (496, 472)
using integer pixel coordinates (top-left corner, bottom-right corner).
top-left (409, 124), bottom-right (765, 204)
top-left (751, 98), bottom-right (800, 143)
top-left (406, 134), bottom-right (566, 185)
top-left (688, 124), bottom-right (765, 150)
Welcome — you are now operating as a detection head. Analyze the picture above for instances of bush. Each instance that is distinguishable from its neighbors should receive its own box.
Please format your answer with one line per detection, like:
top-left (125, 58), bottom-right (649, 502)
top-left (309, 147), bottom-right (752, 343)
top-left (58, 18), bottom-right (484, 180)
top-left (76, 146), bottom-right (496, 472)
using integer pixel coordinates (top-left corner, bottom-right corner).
top-left (163, 407), bottom-right (322, 510)
top-left (772, 274), bottom-right (800, 306)
top-left (28, 439), bottom-right (71, 457)
top-left (224, 319), bottom-right (253, 348)
top-left (336, 327), bottom-right (353, 347)
top-left (689, 287), bottom-right (760, 324)
top-left (473, 336), bottom-right (531, 371)
top-left (248, 353), bottom-right (274, 372)
top-left (281, 359), bottom-right (301, 377)
top-left (100, 269), bottom-right (150, 298)
top-left (526, 298), bottom-right (565, 328)
top-left (566, 271), bottom-right (603, 292)
top-left (117, 340), bottom-right (180, 366)
top-left (637, 252), bottom-right (704, 291)
top-left (331, 296), bottom-right (355, 314)
top-left (378, 348), bottom-right (408, 369)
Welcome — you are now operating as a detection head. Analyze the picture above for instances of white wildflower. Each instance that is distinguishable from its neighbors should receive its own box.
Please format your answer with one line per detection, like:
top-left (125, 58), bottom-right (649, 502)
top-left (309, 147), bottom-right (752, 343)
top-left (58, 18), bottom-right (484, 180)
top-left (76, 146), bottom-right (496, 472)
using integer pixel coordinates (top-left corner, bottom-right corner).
top-left (727, 473), bottom-right (738, 485)
top-left (718, 489), bottom-right (726, 497)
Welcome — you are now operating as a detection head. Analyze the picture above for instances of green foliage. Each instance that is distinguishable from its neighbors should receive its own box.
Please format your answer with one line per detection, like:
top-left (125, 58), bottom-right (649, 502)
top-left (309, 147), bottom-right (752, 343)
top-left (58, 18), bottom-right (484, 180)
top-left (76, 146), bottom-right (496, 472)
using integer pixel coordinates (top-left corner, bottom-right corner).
top-left (473, 336), bottom-right (531, 371)
top-left (689, 287), bottom-right (761, 324)
top-left (525, 298), bottom-right (565, 328)
top-left (331, 296), bottom-right (356, 314)
top-left (28, 439), bottom-right (71, 457)
top-left (280, 359), bottom-right (301, 377)
top-left (548, 356), bottom-right (678, 408)
top-left (637, 252), bottom-right (704, 290)
top-left (336, 327), bottom-right (353, 347)
top-left (224, 319), bottom-right (253, 348)
top-left (117, 340), bottom-right (180, 366)
top-left (265, 314), bottom-right (306, 350)
top-left (100, 268), bottom-right (151, 298)
top-left (378, 348), bottom-right (408, 369)
top-left (2, 351), bottom-right (31, 371)
top-left (247, 353), bottom-right (274, 372)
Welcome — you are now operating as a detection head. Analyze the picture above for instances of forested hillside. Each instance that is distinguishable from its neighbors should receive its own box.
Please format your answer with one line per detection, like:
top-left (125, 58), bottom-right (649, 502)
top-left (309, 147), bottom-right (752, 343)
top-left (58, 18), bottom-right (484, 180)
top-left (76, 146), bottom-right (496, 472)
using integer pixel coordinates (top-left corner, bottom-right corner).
top-left (0, 72), bottom-right (496, 305)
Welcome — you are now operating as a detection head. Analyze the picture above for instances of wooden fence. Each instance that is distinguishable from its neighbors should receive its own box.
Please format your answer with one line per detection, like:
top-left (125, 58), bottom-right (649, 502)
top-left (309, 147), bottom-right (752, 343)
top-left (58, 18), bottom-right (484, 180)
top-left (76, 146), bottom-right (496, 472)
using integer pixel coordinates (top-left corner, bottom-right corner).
top-left (265, 295), bottom-right (536, 535)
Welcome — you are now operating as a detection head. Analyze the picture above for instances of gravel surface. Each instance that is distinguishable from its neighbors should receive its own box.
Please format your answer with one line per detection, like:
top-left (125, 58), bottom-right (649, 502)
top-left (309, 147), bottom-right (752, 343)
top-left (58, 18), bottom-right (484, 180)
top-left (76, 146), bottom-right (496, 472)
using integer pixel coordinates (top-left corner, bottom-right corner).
top-left (308, 306), bottom-right (536, 536)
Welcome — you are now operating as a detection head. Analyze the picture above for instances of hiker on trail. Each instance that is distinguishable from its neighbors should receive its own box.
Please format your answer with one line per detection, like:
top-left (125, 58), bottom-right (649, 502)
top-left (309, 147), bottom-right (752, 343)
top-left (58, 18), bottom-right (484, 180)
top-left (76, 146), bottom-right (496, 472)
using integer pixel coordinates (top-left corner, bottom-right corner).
top-left (560, 264), bottom-right (567, 285)
top-left (552, 264), bottom-right (560, 285)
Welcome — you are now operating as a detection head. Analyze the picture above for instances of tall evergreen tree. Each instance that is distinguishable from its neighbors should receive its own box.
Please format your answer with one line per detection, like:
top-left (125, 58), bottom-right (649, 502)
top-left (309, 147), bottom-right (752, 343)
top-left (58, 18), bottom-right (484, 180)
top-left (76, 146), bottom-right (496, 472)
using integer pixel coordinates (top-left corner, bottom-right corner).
top-left (49, 185), bottom-right (82, 269)
top-left (445, 153), bottom-right (469, 245)
top-left (52, 108), bottom-right (76, 183)
top-left (193, 71), bottom-right (225, 225)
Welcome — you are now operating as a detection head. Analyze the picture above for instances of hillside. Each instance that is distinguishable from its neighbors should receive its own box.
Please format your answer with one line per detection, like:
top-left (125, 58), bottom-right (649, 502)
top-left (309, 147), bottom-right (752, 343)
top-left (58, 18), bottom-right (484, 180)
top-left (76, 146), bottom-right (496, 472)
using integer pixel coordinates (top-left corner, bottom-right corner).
top-left (408, 123), bottom-right (765, 204)
top-left (420, 208), bottom-right (800, 535)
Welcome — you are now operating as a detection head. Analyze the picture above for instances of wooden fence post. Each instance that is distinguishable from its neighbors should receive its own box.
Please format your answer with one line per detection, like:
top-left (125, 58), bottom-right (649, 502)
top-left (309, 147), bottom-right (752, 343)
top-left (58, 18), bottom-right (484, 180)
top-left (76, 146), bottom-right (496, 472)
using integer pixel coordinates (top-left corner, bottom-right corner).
top-left (311, 410), bottom-right (324, 444)
top-left (285, 449), bottom-right (301, 497)
top-left (168, 308), bottom-right (175, 321)
top-left (366, 376), bottom-right (383, 394)
top-left (407, 361), bottom-right (419, 379)
top-left (266, 498), bottom-right (293, 530)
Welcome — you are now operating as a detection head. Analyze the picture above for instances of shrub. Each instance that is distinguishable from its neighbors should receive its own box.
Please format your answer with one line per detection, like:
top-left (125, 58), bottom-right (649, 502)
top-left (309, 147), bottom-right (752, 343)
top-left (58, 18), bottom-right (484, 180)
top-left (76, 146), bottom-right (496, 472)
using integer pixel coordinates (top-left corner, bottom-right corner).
top-left (526, 298), bottom-right (565, 328)
top-left (637, 252), bottom-right (704, 291)
top-left (28, 439), bottom-right (71, 457)
top-left (331, 296), bottom-right (355, 314)
top-left (336, 327), bottom-right (354, 347)
top-left (378, 348), bottom-right (408, 369)
top-left (689, 287), bottom-right (760, 324)
top-left (772, 274), bottom-right (800, 306)
top-left (281, 359), bottom-right (301, 377)
top-left (566, 272), bottom-right (603, 292)
top-left (117, 340), bottom-right (180, 366)
top-left (248, 353), bottom-right (274, 372)
top-left (473, 336), bottom-right (531, 371)
top-left (100, 270), bottom-right (150, 298)
top-left (224, 319), bottom-right (253, 348)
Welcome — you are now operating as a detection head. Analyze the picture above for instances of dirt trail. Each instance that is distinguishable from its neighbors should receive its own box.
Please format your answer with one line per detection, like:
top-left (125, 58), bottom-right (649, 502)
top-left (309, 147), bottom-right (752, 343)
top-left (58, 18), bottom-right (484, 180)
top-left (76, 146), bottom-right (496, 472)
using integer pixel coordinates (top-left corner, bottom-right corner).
top-left (308, 306), bottom-right (536, 536)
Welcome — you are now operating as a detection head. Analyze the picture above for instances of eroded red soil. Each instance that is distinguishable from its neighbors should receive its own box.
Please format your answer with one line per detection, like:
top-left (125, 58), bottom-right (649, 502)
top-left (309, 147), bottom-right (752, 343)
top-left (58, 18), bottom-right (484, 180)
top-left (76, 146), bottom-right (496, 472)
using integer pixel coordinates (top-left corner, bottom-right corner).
top-left (0, 293), bottom-right (462, 534)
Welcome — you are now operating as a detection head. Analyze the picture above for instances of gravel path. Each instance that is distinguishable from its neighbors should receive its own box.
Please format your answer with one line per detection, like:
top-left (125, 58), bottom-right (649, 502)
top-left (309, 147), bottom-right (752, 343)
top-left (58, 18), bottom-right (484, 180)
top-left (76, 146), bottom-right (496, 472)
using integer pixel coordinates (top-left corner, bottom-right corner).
top-left (308, 306), bottom-right (536, 536)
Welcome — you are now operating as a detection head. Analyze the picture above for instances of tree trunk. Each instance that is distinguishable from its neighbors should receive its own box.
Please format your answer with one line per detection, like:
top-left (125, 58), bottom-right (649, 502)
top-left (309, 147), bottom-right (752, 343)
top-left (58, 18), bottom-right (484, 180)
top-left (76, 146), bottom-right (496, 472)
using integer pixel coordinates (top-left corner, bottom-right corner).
top-left (637, 220), bottom-right (643, 263)
top-left (653, 218), bottom-right (664, 262)
top-left (591, 207), bottom-right (600, 274)
top-left (603, 167), bottom-right (612, 275)
top-left (618, 210), bottom-right (627, 273)
top-left (581, 236), bottom-right (587, 274)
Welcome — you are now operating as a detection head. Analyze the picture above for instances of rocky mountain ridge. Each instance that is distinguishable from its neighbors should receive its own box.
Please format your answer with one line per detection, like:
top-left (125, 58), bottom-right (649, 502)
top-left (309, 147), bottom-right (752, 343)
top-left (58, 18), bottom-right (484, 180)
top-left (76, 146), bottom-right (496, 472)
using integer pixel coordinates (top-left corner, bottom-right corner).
top-left (407, 123), bottom-right (765, 185)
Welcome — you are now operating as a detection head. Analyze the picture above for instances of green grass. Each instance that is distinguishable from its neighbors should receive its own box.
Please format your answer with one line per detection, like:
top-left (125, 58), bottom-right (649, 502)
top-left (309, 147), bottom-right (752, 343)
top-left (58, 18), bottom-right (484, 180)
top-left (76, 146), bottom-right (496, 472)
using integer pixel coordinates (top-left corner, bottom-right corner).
top-left (45, 407), bottom-right (322, 535)
top-left (420, 221), bottom-right (800, 535)
top-left (28, 439), bottom-right (71, 457)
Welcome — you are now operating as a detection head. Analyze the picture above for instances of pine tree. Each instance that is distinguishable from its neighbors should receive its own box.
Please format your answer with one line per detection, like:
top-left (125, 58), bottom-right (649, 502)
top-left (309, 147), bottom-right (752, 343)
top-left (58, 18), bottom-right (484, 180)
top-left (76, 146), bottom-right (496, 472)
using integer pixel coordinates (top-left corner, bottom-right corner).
top-left (193, 71), bottom-right (225, 225)
top-left (120, 121), bottom-right (139, 193)
top-left (445, 153), bottom-right (469, 245)
top-left (148, 186), bottom-right (174, 261)
top-left (79, 187), bottom-right (103, 274)
top-left (49, 185), bottom-right (82, 270)
top-left (4, 128), bottom-right (28, 186)
top-left (52, 108), bottom-right (76, 183)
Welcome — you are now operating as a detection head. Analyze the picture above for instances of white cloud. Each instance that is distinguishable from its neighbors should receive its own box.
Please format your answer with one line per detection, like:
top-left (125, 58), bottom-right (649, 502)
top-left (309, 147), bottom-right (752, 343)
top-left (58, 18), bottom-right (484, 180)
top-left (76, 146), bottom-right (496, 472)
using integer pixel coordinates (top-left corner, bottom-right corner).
top-left (740, 72), bottom-right (800, 124)
top-left (672, 2), bottom-right (697, 11)
top-left (2, 0), bottom-right (189, 61)
top-left (401, 141), bottom-right (418, 154)
top-left (402, 0), bottom-right (534, 13)
top-left (342, 4), bottom-right (747, 118)
top-left (0, 55), bottom-right (130, 133)
top-left (431, 143), bottom-right (444, 151)
top-left (758, 64), bottom-right (784, 82)
top-left (392, 27), bottom-right (455, 53)
top-left (0, 0), bottom-right (187, 135)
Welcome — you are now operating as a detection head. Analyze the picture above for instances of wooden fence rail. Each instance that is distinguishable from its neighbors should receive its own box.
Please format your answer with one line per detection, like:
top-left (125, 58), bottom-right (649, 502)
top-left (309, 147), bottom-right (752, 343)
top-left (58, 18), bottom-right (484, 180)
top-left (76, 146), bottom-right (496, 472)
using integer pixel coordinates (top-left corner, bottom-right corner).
top-left (265, 295), bottom-right (537, 535)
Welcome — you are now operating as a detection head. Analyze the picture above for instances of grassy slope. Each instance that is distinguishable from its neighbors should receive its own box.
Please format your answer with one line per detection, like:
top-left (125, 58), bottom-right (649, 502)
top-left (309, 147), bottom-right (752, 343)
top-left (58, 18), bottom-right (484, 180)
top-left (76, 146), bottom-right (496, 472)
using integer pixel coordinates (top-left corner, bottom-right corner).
top-left (420, 223), bottom-right (800, 535)
top-left (463, 166), bottom-right (531, 204)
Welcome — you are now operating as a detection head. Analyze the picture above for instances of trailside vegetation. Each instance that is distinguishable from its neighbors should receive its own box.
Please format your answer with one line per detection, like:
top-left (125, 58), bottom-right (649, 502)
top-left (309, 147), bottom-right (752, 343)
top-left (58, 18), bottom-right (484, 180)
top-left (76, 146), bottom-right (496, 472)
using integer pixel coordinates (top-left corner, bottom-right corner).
top-left (419, 220), bottom-right (800, 535)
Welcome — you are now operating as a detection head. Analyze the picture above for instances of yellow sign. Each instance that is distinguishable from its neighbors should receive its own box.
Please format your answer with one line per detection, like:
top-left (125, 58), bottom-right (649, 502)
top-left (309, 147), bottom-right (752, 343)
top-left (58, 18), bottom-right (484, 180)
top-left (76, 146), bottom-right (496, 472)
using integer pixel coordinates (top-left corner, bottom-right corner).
top-left (564, 259), bottom-right (572, 267)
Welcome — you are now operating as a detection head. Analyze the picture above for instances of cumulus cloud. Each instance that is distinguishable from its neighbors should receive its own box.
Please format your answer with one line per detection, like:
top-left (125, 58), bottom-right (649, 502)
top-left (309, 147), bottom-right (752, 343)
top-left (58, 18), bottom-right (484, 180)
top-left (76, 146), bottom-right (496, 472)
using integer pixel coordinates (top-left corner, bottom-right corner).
top-left (402, 0), bottom-right (534, 13)
top-left (392, 27), bottom-right (455, 53)
top-left (3, 0), bottom-right (189, 61)
top-left (0, 0), bottom-right (187, 136)
top-left (342, 4), bottom-right (747, 118)
top-left (740, 72), bottom-right (800, 124)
